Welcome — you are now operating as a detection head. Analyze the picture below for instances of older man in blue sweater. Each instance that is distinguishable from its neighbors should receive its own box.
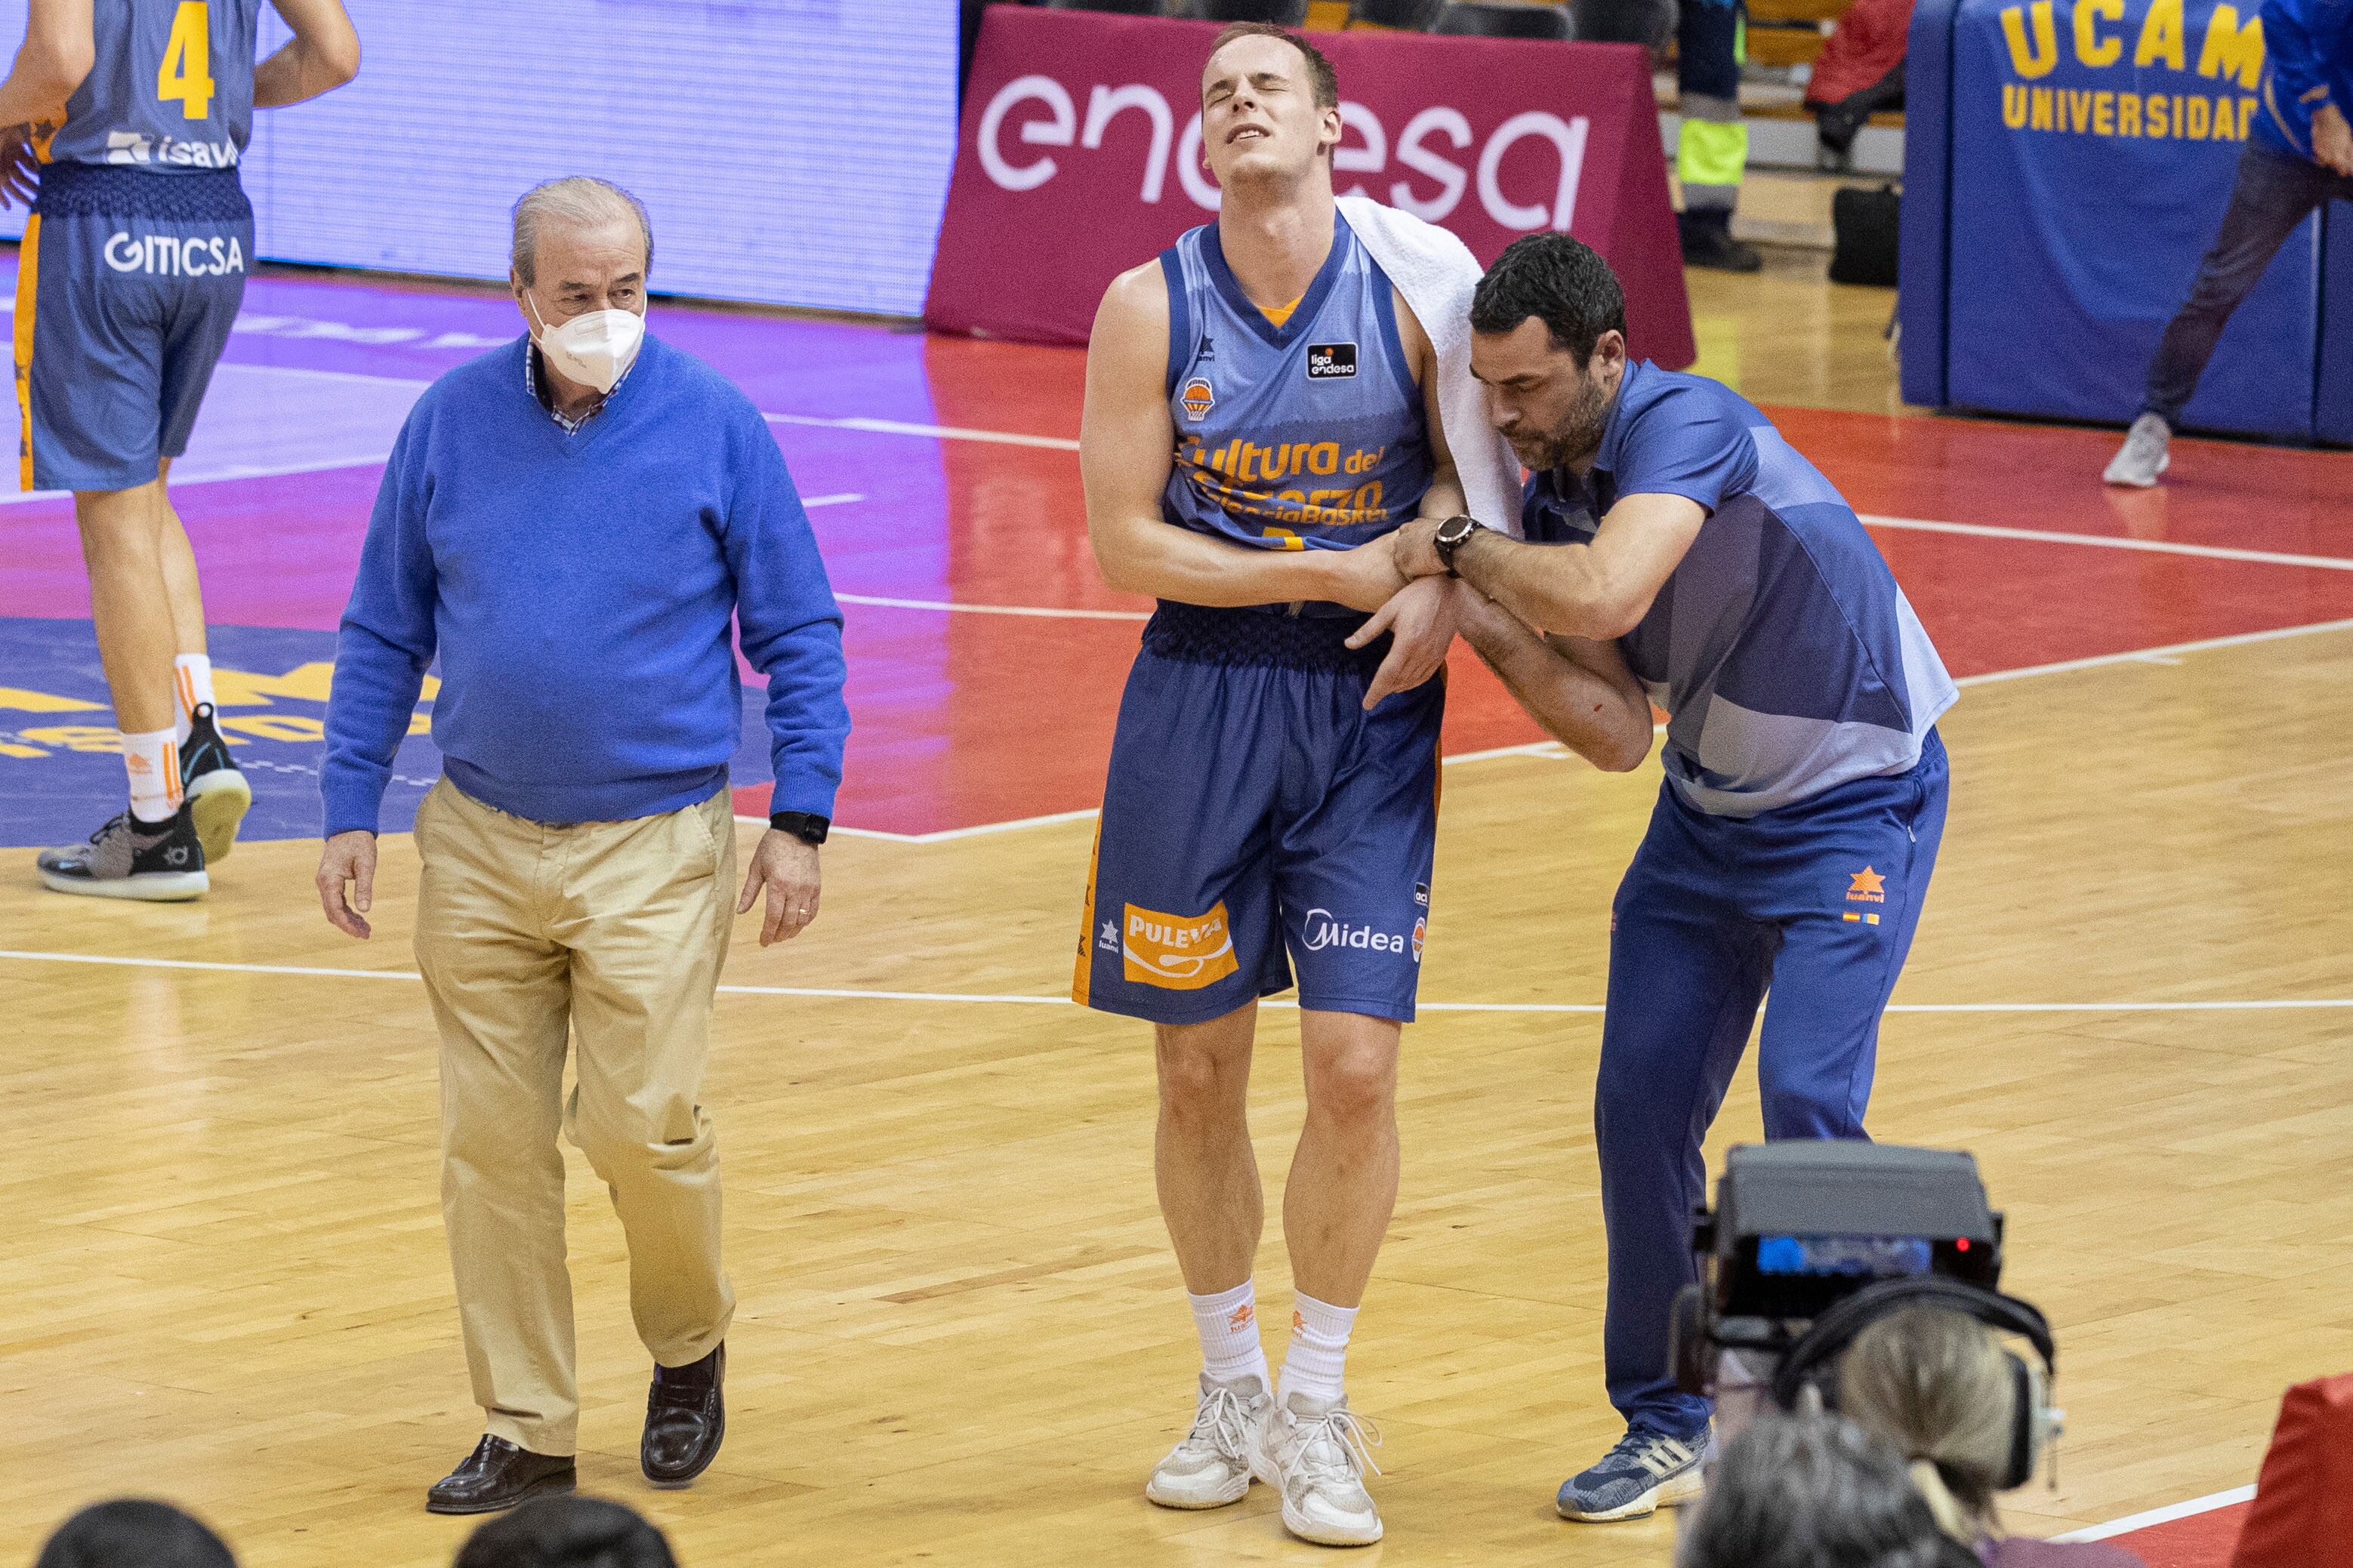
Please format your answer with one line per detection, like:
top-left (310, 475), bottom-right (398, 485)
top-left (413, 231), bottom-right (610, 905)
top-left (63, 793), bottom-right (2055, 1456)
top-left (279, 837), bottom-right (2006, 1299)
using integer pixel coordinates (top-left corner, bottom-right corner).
top-left (316, 177), bottom-right (850, 1516)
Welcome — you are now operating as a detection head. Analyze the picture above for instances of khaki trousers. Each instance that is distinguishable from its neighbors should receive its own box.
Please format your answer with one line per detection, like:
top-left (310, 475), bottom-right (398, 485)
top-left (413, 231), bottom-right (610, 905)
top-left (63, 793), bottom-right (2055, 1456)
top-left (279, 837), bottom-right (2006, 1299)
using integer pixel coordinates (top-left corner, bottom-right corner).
top-left (412, 778), bottom-right (737, 1456)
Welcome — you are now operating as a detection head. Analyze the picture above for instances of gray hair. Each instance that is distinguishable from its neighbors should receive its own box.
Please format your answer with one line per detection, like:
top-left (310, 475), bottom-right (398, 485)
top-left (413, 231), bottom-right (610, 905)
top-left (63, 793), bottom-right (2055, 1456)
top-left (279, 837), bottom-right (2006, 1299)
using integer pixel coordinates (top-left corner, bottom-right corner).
top-left (510, 177), bottom-right (653, 286)
top-left (1674, 1411), bottom-right (1968, 1568)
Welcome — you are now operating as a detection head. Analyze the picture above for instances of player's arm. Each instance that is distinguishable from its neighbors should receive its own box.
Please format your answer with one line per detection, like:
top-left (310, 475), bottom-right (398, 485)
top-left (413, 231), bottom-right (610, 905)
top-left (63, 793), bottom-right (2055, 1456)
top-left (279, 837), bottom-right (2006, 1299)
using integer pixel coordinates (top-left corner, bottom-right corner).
top-left (1408, 493), bottom-right (1705, 641)
top-left (0, 0), bottom-right (93, 129)
top-left (1456, 590), bottom-right (1654, 772)
top-left (1346, 289), bottom-right (1469, 706)
top-left (254, 0), bottom-right (359, 109)
top-left (1081, 263), bottom-right (1405, 614)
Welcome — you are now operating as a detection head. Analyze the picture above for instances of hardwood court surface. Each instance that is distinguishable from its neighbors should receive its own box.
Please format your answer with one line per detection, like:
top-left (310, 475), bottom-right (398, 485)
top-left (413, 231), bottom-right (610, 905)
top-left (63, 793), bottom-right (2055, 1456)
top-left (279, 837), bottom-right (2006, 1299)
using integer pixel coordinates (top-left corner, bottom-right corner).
top-left (3, 259), bottom-right (2351, 1566)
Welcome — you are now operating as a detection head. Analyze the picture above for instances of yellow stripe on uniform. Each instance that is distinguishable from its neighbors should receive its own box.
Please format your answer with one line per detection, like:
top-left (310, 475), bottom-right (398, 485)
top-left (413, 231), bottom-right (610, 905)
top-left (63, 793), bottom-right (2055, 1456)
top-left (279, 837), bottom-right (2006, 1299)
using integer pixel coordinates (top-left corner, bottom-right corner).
top-left (1071, 823), bottom-right (1102, 1006)
top-left (1677, 119), bottom-right (1750, 191)
top-left (14, 212), bottom-right (38, 492)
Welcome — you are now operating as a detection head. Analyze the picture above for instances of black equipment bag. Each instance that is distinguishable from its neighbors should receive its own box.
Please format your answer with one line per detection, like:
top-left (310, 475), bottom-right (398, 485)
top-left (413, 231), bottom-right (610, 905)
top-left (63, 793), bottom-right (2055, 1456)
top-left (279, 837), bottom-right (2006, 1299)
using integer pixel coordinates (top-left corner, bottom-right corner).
top-left (1829, 183), bottom-right (1901, 288)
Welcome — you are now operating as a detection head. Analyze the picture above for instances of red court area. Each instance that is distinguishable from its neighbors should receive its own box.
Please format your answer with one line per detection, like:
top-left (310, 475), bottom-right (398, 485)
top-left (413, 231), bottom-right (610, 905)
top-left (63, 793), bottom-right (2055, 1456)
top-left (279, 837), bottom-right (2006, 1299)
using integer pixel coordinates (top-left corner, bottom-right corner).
top-left (2, 266), bottom-right (2350, 836)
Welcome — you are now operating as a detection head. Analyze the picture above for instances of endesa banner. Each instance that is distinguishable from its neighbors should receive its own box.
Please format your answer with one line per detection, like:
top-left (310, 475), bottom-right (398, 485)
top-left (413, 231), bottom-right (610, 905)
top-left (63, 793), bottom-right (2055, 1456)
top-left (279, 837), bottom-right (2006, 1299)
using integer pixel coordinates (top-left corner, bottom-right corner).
top-left (1904, 0), bottom-right (2335, 438)
top-left (927, 7), bottom-right (1695, 368)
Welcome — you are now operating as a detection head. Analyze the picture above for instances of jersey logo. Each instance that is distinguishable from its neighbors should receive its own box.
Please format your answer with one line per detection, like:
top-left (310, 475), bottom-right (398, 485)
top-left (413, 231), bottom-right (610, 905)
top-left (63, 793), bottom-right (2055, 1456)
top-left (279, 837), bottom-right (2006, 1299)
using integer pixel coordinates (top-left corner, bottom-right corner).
top-left (1180, 377), bottom-right (1216, 422)
top-left (1306, 342), bottom-right (1358, 380)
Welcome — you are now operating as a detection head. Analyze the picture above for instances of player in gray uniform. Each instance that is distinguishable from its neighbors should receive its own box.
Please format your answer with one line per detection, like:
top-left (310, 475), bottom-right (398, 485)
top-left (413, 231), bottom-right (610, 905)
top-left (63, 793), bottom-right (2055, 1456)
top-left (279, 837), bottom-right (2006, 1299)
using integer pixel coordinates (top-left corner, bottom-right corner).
top-left (0, 0), bottom-right (357, 898)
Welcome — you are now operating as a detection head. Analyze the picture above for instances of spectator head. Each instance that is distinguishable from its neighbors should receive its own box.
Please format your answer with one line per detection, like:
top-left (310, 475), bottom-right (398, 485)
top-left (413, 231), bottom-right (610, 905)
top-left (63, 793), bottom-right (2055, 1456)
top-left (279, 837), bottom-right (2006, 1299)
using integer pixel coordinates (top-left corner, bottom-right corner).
top-left (452, 1496), bottom-right (677, 1568)
top-left (34, 1500), bottom-right (236, 1568)
top-left (1469, 233), bottom-right (1631, 472)
top-left (1839, 1305), bottom-right (2024, 1544)
top-left (1673, 1409), bottom-right (1972, 1568)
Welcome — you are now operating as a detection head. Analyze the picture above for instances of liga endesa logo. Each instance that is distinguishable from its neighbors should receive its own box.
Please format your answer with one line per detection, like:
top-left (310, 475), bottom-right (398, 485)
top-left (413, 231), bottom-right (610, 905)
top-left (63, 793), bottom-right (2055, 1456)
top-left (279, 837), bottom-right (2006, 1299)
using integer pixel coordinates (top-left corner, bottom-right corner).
top-left (976, 74), bottom-right (1591, 233)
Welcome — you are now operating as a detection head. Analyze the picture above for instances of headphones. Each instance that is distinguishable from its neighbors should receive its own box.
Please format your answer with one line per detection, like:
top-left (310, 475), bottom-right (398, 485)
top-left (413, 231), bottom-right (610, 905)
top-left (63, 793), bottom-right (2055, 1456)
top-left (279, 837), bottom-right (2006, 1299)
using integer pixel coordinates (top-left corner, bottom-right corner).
top-left (1767, 1277), bottom-right (2062, 1491)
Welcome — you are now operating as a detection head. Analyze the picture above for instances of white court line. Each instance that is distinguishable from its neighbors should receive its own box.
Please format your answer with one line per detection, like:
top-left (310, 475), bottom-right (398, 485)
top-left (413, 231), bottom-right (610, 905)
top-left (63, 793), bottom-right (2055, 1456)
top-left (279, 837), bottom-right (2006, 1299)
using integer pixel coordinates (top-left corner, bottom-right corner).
top-left (2055, 1483), bottom-right (2256, 1543)
top-left (1861, 513), bottom-right (2353, 572)
top-left (1, 950), bottom-right (2346, 1014)
top-left (764, 411), bottom-right (1081, 451)
top-left (834, 593), bottom-right (1147, 621)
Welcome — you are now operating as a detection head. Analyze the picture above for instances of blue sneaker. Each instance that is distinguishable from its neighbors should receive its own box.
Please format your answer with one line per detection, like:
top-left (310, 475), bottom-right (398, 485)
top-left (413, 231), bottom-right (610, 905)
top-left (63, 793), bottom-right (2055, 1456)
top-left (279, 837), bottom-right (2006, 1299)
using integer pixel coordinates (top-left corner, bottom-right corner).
top-left (1556, 1426), bottom-right (1710, 1521)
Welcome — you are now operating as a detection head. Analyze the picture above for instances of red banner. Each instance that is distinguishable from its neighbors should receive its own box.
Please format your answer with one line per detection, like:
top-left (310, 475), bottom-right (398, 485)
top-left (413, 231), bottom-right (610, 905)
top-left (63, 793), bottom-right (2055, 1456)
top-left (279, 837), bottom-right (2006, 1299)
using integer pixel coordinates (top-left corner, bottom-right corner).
top-left (926, 8), bottom-right (1694, 368)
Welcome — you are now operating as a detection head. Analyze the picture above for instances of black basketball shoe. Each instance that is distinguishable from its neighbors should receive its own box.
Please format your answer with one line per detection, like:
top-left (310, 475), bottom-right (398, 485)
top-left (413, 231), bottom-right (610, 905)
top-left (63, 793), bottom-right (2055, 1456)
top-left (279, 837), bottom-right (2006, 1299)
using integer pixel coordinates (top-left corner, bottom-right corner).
top-left (37, 802), bottom-right (208, 901)
top-left (179, 702), bottom-right (250, 866)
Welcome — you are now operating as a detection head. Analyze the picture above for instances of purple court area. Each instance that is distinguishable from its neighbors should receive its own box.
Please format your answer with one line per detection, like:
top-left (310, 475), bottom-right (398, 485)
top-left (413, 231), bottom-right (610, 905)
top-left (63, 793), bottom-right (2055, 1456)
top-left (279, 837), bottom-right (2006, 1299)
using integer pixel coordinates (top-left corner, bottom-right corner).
top-left (0, 263), bottom-right (970, 849)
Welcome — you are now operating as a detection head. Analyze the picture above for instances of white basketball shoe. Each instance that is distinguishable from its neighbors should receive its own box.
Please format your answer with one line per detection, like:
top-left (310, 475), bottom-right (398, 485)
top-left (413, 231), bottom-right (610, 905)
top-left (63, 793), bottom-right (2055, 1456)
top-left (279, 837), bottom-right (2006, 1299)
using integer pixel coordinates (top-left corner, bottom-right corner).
top-left (1251, 1388), bottom-right (1384, 1546)
top-left (1146, 1372), bottom-right (1272, 1510)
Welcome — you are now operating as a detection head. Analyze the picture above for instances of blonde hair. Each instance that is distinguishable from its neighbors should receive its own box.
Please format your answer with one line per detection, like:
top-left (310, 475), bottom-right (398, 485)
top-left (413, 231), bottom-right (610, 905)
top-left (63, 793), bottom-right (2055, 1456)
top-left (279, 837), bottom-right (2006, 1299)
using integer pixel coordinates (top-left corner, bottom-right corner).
top-left (1836, 1307), bottom-right (2017, 1545)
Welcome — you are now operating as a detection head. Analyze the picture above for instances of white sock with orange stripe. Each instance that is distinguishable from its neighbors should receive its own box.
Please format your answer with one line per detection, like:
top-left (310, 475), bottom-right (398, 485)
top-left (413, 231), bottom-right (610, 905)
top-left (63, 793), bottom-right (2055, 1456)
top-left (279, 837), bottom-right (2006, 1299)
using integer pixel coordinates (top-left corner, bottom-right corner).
top-left (172, 654), bottom-right (214, 747)
top-left (1278, 1292), bottom-right (1357, 1405)
top-left (1188, 1280), bottom-right (1270, 1389)
top-left (122, 727), bottom-right (183, 825)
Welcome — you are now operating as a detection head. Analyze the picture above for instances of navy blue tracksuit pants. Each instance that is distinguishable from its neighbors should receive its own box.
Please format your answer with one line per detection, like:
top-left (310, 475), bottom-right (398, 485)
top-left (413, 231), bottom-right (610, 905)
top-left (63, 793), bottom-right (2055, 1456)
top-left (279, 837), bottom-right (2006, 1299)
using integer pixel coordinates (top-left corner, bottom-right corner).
top-left (1599, 730), bottom-right (1949, 1438)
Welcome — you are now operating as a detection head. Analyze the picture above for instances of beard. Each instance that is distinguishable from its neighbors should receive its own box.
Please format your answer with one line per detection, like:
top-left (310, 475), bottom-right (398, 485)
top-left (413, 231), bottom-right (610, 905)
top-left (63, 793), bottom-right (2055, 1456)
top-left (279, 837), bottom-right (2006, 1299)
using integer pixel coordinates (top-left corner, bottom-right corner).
top-left (1507, 370), bottom-right (1613, 473)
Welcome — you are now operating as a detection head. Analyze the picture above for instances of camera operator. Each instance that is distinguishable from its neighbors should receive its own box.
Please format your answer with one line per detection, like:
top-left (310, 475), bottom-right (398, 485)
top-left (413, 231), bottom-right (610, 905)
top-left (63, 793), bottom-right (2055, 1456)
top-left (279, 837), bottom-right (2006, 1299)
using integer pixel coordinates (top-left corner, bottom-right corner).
top-left (1840, 1309), bottom-right (2147, 1567)
top-left (1675, 1409), bottom-right (1978, 1568)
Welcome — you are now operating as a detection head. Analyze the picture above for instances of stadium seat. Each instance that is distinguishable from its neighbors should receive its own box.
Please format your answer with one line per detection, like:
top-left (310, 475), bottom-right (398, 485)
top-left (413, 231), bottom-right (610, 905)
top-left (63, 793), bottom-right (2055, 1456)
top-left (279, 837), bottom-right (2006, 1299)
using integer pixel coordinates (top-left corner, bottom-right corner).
top-left (1431, 0), bottom-right (1574, 37)
top-left (2230, 1372), bottom-right (2353, 1568)
top-left (1571, 0), bottom-right (1673, 46)
top-left (1198, 0), bottom-right (1312, 21)
top-left (1346, 0), bottom-right (1447, 26)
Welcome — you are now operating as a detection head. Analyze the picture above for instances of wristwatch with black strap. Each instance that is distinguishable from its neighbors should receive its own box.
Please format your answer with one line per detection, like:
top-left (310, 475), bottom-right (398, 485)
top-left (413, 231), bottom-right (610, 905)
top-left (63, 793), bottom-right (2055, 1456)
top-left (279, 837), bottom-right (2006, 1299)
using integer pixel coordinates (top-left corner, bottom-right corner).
top-left (1432, 513), bottom-right (1494, 577)
top-left (769, 810), bottom-right (830, 846)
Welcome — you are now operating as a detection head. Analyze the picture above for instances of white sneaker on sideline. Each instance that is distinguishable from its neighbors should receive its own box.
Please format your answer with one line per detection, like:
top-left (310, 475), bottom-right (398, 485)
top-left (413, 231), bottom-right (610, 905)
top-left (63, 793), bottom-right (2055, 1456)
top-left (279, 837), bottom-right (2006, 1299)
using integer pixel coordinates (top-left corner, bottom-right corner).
top-left (1146, 1373), bottom-right (1270, 1509)
top-left (1251, 1389), bottom-right (1384, 1546)
top-left (2104, 412), bottom-right (2172, 487)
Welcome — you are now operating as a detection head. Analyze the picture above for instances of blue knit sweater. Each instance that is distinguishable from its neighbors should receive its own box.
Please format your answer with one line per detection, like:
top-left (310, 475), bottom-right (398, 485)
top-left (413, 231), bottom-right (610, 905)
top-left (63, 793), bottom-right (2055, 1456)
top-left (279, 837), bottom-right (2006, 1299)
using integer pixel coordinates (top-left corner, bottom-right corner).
top-left (322, 334), bottom-right (849, 835)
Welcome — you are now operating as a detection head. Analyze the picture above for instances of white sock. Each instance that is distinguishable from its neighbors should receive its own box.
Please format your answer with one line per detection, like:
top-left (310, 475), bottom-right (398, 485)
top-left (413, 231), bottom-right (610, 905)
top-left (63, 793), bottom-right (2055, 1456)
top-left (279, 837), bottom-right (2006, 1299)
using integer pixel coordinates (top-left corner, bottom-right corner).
top-left (1278, 1292), bottom-right (1358, 1406)
top-left (122, 727), bottom-right (182, 825)
top-left (1187, 1280), bottom-right (1271, 1390)
top-left (172, 654), bottom-right (214, 747)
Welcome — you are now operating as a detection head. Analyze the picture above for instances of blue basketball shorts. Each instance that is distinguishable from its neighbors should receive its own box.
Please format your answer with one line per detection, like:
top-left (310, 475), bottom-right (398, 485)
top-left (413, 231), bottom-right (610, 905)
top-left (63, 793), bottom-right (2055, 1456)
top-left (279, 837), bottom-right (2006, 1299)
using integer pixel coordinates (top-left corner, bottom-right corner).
top-left (15, 162), bottom-right (252, 493)
top-left (1073, 602), bottom-right (1445, 1027)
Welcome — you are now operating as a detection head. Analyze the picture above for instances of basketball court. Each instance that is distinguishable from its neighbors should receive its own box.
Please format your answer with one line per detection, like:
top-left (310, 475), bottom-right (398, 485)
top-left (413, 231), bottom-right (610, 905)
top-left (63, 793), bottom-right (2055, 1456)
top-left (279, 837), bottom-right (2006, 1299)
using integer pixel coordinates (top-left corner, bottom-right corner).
top-left (3, 255), bottom-right (2349, 1566)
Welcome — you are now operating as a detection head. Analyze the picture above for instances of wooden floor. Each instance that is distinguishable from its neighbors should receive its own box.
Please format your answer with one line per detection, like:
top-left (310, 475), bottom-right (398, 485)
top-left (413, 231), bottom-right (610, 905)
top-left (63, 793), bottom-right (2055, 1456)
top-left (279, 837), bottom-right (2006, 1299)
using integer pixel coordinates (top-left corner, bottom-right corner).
top-left (5, 252), bottom-right (2352, 1566)
top-left (5, 621), bottom-right (2350, 1566)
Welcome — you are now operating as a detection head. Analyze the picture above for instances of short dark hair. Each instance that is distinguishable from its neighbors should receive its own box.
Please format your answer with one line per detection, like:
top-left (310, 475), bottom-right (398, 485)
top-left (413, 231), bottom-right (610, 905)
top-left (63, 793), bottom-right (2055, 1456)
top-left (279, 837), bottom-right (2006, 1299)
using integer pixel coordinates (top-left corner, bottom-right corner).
top-left (453, 1496), bottom-right (677, 1568)
top-left (34, 1500), bottom-right (236, 1568)
top-left (1470, 233), bottom-right (1628, 368)
top-left (1675, 1412), bottom-right (1977, 1568)
top-left (1205, 22), bottom-right (1340, 111)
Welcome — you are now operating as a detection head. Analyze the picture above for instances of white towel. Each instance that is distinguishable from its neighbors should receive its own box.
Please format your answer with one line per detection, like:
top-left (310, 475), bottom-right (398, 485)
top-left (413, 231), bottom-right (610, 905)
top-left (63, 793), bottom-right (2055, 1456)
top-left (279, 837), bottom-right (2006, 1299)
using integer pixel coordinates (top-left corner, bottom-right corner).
top-left (1337, 195), bottom-right (1525, 539)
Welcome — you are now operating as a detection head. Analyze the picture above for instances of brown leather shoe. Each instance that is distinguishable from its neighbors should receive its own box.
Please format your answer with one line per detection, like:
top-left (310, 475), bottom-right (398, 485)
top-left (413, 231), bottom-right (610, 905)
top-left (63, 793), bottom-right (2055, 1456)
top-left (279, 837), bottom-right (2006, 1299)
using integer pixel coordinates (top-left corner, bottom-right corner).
top-left (425, 1435), bottom-right (576, 1515)
top-left (642, 1343), bottom-right (726, 1486)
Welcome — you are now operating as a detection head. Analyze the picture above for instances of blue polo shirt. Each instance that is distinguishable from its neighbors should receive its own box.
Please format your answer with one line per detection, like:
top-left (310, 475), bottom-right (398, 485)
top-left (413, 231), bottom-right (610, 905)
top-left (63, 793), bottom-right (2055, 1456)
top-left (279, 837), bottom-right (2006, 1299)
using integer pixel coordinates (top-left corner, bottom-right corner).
top-left (1522, 361), bottom-right (1954, 818)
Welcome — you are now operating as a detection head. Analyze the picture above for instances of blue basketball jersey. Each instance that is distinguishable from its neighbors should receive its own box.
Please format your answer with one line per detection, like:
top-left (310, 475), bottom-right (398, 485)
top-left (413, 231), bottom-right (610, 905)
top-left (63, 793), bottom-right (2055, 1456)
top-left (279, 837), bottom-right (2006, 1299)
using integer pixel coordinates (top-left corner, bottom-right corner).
top-left (1158, 211), bottom-right (1432, 559)
top-left (43, 0), bottom-right (261, 173)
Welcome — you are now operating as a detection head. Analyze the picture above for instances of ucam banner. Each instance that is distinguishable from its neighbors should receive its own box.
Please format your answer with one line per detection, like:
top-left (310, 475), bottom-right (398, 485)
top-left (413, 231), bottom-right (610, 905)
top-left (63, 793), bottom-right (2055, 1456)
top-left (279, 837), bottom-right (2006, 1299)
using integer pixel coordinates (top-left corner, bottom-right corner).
top-left (1903, 0), bottom-right (2327, 438)
top-left (927, 7), bottom-right (1695, 368)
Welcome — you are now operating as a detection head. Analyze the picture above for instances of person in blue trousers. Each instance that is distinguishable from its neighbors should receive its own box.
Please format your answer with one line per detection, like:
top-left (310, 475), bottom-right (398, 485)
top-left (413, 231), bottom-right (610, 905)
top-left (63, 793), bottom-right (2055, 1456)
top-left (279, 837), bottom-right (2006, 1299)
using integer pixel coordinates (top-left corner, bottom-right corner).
top-left (1375, 233), bottom-right (1957, 1523)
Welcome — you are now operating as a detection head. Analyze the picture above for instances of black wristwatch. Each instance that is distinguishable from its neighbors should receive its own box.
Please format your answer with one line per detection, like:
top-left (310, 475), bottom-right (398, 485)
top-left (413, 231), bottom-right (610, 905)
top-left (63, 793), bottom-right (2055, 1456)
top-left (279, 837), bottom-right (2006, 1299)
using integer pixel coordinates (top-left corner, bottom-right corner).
top-left (1432, 513), bottom-right (1491, 576)
top-left (769, 810), bottom-right (830, 846)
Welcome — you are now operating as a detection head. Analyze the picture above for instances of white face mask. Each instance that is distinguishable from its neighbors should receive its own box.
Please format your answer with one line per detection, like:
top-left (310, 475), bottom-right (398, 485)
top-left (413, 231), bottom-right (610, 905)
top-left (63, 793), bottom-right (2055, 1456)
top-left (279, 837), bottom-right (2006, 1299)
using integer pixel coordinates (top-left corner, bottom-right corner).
top-left (526, 293), bottom-right (644, 394)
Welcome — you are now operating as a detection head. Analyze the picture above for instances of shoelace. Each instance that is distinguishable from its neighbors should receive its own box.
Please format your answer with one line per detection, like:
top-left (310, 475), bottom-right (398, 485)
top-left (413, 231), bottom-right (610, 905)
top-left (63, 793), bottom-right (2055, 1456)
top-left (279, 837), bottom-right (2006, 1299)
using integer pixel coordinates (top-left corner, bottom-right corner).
top-left (1284, 1406), bottom-right (1384, 1485)
top-left (1612, 1431), bottom-right (1695, 1481)
top-left (1183, 1385), bottom-right (1256, 1460)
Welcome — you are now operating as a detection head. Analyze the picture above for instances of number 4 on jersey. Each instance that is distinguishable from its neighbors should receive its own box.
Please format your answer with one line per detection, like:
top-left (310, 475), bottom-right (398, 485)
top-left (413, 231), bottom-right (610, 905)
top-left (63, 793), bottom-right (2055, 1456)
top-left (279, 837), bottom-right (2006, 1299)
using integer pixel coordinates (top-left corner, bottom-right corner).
top-left (157, 2), bottom-right (215, 121)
